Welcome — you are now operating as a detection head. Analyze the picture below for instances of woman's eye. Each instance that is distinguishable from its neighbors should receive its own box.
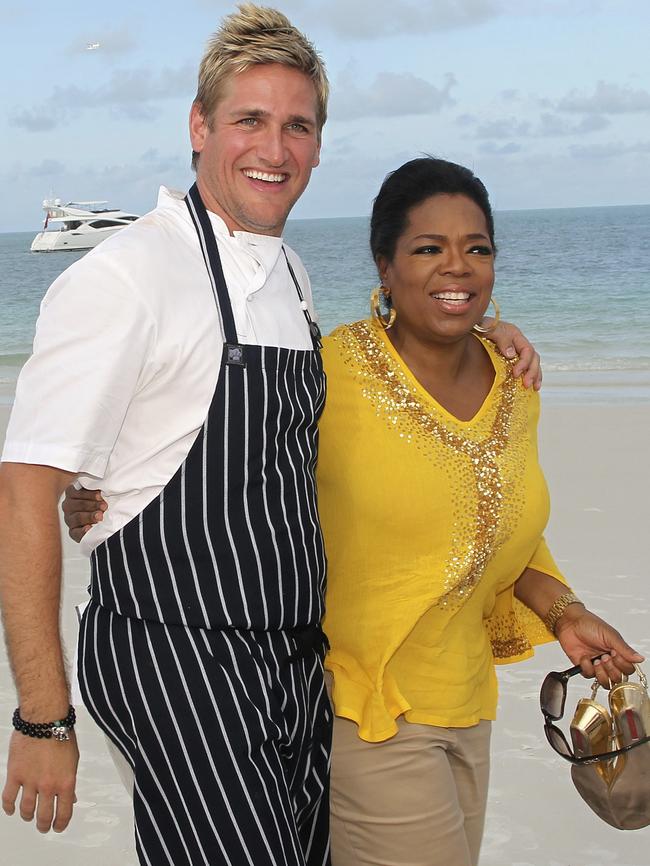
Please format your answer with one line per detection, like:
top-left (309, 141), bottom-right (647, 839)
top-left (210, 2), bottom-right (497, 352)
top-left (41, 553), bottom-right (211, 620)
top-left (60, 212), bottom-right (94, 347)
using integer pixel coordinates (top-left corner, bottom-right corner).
top-left (414, 245), bottom-right (442, 255)
top-left (469, 245), bottom-right (493, 256)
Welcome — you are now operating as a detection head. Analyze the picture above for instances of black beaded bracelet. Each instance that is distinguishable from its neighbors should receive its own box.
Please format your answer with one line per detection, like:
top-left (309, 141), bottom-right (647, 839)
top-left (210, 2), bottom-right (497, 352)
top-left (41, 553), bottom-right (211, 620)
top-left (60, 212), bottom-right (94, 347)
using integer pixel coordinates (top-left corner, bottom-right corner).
top-left (12, 705), bottom-right (76, 742)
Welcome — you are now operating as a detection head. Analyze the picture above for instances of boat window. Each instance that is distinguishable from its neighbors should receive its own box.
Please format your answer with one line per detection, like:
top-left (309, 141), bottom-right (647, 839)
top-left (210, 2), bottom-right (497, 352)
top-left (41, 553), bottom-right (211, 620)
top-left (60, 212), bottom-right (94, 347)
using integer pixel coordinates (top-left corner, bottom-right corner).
top-left (88, 219), bottom-right (124, 228)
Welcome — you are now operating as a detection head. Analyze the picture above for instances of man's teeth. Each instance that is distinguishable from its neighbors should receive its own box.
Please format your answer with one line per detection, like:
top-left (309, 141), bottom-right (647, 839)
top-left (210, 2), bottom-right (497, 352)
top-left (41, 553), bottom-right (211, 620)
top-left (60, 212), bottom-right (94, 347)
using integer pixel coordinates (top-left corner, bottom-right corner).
top-left (433, 292), bottom-right (470, 301)
top-left (244, 170), bottom-right (285, 182)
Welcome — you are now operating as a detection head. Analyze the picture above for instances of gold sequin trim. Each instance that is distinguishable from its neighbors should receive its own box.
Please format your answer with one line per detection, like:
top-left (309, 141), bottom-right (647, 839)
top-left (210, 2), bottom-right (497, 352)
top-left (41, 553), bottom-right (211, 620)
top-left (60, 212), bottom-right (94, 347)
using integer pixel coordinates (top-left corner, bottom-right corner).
top-left (334, 320), bottom-right (529, 611)
top-left (487, 611), bottom-right (532, 659)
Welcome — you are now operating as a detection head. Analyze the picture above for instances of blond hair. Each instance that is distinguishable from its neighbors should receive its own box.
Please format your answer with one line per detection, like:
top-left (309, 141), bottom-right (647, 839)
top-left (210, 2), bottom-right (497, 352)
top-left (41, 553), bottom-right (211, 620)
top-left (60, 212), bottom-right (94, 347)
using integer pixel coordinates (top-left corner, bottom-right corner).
top-left (192, 4), bottom-right (329, 168)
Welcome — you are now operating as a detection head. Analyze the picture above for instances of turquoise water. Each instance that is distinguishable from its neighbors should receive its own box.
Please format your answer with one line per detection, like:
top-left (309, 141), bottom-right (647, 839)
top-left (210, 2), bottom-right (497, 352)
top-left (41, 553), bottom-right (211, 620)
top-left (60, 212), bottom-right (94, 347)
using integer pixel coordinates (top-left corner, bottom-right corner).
top-left (2, 204), bottom-right (649, 402)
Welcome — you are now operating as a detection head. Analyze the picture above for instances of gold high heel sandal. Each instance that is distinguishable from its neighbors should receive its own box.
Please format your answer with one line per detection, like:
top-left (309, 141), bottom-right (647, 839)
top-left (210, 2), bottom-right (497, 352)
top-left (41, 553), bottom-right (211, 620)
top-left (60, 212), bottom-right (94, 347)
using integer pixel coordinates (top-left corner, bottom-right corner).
top-left (604, 665), bottom-right (650, 830)
top-left (610, 665), bottom-right (650, 746)
top-left (570, 682), bottom-right (619, 785)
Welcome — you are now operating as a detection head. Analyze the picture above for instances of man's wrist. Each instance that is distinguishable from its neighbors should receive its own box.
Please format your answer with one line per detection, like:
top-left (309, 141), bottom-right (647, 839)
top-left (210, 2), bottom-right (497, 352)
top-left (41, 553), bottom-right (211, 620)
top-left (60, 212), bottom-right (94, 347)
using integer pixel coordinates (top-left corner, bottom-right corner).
top-left (13, 705), bottom-right (76, 742)
top-left (18, 688), bottom-right (72, 722)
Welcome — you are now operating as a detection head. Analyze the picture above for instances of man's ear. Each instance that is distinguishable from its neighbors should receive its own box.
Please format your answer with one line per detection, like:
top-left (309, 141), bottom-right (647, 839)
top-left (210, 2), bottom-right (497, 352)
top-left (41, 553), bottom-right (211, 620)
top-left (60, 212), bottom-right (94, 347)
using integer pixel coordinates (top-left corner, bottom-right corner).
top-left (312, 139), bottom-right (321, 169)
top-left (189, 102), bottom-right (209, 154)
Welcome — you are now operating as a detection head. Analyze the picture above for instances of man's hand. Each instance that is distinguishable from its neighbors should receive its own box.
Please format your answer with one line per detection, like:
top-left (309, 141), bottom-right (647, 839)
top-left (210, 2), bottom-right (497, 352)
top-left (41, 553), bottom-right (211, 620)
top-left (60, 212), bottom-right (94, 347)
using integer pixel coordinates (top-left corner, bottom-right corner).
top-left (482, 319), bottom-right (542, 390)
top-left (61, 485), bottom-right (107, 543)
top-left (2, 731), bottom-right (78, 833)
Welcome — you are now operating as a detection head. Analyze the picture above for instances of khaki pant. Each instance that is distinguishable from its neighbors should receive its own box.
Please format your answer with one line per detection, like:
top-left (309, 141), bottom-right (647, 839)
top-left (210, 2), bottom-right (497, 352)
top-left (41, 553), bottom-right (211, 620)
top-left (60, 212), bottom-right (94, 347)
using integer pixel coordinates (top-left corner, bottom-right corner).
top-left (330, 710), bottom-right (491, 866)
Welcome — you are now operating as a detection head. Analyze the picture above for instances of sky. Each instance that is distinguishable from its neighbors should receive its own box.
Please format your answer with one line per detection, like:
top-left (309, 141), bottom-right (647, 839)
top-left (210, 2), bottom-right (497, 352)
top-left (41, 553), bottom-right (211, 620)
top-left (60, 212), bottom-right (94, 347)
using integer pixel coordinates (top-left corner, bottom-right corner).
top-left (2, 0), bottom-right (650, 232)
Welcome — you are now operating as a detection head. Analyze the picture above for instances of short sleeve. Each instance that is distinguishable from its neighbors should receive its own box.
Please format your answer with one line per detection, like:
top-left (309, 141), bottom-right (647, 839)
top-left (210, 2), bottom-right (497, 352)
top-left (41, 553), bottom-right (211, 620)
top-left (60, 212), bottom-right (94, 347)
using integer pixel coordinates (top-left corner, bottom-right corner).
top-left (2, 252), bottom-right (157, 477)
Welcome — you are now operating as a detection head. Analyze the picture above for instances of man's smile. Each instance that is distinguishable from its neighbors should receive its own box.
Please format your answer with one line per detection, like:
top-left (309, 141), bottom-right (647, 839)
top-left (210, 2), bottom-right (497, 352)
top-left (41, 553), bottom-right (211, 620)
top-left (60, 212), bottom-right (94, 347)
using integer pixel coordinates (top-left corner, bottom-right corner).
top-left (242, 169), bottom-right (288, 184)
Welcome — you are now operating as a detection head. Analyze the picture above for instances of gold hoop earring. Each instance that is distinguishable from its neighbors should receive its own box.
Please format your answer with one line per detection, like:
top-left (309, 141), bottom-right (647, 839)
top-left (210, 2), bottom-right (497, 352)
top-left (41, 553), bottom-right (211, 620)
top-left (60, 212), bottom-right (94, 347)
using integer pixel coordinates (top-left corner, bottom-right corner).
top-left (472, 297), bottom-right (500, 334)
top-left (370, 287), bottom-right (396, 330)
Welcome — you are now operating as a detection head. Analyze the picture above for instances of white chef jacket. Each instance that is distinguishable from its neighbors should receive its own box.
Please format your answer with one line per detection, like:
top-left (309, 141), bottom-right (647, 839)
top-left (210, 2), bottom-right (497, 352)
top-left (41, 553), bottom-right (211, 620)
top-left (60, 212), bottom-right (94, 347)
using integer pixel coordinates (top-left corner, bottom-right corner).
top-left (2, 187), bottom-right (317, 556)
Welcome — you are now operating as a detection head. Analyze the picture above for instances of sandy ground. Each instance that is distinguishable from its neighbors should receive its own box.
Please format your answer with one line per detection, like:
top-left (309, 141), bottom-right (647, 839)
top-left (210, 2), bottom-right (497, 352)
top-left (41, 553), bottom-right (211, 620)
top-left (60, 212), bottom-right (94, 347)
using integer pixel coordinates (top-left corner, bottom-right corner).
top-left (1, 396), bottom-right (649, 865)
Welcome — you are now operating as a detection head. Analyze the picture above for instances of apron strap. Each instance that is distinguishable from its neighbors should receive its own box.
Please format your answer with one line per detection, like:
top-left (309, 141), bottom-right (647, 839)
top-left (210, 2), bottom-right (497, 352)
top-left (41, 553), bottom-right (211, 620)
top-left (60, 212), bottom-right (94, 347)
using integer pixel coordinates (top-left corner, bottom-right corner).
top-left (185, 183), bottom-right (238, 345)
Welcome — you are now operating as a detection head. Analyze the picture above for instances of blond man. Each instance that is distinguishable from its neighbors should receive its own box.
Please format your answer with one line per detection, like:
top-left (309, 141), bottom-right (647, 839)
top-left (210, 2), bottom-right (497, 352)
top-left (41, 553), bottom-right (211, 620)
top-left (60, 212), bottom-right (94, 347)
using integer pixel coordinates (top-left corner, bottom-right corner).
top-left (1, 6), bottom-right (333, 864)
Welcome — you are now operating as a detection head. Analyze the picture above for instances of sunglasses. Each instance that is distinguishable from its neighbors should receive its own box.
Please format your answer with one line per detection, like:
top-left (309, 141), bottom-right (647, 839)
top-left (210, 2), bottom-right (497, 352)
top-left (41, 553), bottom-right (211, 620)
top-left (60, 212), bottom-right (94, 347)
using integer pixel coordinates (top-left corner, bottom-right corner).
top-left (540, 662), bottom-right (650, 766)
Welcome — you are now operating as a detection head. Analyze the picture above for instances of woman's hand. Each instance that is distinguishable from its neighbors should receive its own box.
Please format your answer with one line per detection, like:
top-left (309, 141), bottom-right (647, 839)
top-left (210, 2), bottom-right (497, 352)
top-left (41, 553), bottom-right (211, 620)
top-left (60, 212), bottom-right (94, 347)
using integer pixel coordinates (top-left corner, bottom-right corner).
top-left (61, 485), bottom-right (107, 543)
top-left (483, 319), bottom-right (542, 390)
top-left (555, 604), bottom-right (644, 688)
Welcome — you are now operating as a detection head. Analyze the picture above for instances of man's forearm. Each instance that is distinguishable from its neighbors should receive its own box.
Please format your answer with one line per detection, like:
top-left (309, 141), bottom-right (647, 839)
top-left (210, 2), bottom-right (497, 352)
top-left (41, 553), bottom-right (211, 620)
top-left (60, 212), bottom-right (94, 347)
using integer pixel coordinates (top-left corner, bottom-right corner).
top-left (0, 463), bottom-right (74, 719)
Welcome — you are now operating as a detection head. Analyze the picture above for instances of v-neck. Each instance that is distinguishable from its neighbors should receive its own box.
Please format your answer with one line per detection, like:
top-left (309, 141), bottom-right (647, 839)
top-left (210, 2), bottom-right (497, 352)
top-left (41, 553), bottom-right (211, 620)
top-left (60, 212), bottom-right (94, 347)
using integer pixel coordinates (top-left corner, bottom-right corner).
top-left (375, 324), bottom-right (503, 426)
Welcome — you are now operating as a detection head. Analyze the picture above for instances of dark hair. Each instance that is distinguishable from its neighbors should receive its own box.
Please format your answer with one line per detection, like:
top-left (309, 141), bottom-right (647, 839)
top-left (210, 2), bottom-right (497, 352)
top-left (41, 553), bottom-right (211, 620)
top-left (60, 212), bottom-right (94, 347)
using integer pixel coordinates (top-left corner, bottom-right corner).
top-left (370, 156), bottom-right (495, 266)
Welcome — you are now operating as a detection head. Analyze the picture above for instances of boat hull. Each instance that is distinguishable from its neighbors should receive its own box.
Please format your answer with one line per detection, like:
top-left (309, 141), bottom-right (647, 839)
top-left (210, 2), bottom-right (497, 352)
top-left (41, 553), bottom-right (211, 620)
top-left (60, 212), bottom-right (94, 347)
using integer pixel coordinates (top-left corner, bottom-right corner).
top-left (30, 225), bottom-right (125, 252)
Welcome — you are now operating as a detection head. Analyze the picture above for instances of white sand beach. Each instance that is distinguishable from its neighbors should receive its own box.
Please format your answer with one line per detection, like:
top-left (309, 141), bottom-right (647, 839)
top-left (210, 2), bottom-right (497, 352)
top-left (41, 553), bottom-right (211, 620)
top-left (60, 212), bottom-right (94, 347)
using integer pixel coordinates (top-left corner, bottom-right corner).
top-left (1, 394), bottom-right (649, 865)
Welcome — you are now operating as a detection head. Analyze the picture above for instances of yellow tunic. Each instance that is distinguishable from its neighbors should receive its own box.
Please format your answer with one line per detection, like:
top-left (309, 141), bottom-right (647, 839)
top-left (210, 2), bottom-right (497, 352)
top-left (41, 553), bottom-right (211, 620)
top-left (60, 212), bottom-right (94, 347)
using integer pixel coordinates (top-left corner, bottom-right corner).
top-left (318, 320), bottom-right (566, 743)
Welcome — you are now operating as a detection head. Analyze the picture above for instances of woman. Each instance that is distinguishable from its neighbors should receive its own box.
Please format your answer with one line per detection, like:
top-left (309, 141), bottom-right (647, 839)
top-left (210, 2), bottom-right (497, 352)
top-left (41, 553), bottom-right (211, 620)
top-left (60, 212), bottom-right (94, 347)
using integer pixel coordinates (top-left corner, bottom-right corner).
top-left (62, 158), bottom-right (641, 865)
top-left (316, 157), bottom-right (641, 866)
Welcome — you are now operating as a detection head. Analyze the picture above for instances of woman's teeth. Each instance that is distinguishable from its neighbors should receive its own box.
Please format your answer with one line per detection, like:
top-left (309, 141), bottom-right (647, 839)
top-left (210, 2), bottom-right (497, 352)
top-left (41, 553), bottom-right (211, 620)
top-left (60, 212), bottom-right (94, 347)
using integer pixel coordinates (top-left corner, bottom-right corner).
top-left (432, 292), bottom-right (470, 305)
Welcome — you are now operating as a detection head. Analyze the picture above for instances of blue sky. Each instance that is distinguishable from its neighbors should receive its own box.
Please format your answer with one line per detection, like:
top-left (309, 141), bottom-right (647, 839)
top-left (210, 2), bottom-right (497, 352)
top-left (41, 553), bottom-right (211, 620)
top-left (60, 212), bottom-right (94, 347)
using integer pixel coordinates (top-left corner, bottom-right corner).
top-left (3, 0), bottom-right (650, 232)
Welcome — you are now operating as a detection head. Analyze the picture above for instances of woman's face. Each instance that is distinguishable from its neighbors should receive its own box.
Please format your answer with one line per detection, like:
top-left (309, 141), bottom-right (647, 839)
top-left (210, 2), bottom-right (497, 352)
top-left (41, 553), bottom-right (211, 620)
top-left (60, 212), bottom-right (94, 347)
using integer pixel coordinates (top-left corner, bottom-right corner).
top-left (378, 193), bottom-right (495, 344)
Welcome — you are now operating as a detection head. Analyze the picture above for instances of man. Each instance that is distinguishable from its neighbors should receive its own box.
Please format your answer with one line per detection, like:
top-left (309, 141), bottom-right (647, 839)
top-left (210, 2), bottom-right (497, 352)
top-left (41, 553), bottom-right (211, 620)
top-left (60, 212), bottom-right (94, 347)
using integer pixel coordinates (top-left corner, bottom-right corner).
top-left (0, 5), bottom-right (539, 865)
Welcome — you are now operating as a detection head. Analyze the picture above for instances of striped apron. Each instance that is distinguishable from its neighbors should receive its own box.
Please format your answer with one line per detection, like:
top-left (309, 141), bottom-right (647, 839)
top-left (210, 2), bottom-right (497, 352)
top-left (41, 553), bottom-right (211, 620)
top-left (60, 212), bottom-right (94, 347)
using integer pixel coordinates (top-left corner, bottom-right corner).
top-left (78, 183), bottom-right (331, 866)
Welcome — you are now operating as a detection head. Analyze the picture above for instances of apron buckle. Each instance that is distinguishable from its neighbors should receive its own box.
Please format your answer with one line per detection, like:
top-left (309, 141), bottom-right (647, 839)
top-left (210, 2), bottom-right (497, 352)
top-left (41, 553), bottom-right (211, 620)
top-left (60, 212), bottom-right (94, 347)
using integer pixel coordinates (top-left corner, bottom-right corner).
top-left (225, 343), bottom-right (246, 367)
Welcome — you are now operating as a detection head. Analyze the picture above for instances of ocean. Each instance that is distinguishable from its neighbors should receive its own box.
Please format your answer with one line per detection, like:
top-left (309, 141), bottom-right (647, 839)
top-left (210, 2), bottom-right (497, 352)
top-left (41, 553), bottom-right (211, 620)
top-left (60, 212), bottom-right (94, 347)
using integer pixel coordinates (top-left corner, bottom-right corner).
top-left (1, 204), bottom-right (649, 404)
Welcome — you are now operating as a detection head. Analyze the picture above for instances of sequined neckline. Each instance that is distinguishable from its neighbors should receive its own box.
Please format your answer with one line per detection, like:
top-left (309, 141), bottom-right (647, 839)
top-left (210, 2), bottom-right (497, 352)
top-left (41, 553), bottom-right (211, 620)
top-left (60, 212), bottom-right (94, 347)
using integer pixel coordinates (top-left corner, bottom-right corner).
top-left (332, 318), bottom-right (524, 609)
top-left (374, 321), bottom-right (504, 427)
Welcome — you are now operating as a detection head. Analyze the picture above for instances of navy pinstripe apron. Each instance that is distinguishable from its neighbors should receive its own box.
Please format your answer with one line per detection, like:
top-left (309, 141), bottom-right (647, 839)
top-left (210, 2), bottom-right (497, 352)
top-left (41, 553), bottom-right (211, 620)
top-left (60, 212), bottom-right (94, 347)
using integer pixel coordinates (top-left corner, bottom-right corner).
top-left (78, 184), bottom-right (331, 866)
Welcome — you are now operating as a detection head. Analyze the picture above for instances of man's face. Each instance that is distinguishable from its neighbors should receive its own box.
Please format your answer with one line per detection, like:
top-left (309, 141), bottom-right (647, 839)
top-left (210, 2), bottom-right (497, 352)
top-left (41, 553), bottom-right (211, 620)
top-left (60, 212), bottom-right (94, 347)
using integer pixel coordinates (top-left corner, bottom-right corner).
top-left (190, 63), bottom-right (321, 236)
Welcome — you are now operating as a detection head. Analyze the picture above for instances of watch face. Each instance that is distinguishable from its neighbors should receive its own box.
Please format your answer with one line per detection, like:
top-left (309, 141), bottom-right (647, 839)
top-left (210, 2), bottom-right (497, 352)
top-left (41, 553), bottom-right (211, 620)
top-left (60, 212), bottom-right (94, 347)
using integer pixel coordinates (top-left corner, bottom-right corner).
top-left (51, 725), bottom-right (70, 742)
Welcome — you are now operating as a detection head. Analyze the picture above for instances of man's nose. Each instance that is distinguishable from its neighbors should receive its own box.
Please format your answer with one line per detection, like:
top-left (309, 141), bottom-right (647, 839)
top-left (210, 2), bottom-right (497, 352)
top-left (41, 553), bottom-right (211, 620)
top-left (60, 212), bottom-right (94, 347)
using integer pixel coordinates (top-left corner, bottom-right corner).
top-left (256, 125), bottom-right (287, 166)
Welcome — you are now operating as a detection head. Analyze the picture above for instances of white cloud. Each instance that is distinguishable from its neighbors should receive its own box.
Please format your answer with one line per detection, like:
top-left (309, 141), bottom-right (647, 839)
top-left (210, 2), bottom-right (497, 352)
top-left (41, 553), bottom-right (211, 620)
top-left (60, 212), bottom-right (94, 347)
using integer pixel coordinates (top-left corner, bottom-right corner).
top-left (469, 112), bottom-right (609, 140)
top-left (30, 158), bottom-right (66, 178)
top-left (536, 111), bottom-right (610, 136)
top-left (332, 71), bottom-right (456, 120)
top-left (314, 0), bottom-right (499, 38)
top-left (478, 141), bottom-right (522, 155)
top-left (475, 117), bottom-right (530, 138)
top-left (267, 0), bottom-right (609, 40)
top-left (558, 81), bottom-right (650, 114)
top-left (570, 140), bottom-right (650, 159)
top-left (10, 64), bottom-right (195, 132)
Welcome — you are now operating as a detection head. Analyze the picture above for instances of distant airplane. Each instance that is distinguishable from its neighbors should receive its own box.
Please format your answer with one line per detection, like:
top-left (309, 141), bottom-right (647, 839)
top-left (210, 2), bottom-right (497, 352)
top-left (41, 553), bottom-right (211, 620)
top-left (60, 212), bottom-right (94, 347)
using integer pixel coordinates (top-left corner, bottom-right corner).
top-left (86, 42), bottom-right (101, 51)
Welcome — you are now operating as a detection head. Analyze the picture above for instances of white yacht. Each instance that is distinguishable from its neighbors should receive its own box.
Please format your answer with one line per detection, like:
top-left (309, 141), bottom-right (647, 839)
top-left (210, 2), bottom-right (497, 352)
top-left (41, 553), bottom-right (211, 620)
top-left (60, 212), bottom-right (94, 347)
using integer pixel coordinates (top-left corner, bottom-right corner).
top-left (30, 198), bottom-right (140, 252)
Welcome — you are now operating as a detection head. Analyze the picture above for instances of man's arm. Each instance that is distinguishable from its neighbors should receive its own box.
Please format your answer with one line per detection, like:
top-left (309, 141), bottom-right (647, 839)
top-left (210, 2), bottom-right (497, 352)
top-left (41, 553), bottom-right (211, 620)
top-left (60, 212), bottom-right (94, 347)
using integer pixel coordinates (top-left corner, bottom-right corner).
top-left (0, 462), bottom-right (79, 833)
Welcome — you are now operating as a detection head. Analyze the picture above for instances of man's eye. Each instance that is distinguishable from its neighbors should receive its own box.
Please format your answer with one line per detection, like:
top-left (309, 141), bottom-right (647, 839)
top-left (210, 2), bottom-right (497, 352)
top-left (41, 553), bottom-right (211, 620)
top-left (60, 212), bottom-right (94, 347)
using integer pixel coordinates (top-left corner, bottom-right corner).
top-left (238, 118), bottom-right (257, 126)
top-left (288, 123), bottom-right (309, 133)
